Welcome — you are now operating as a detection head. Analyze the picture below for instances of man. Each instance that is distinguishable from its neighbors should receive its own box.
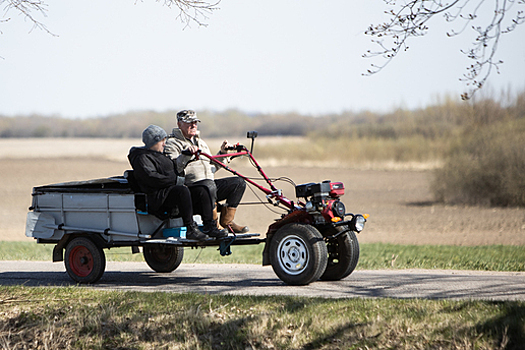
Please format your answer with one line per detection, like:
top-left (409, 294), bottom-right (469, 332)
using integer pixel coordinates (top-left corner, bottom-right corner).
top-left (128, 124), bottom-right (225, 241)
top-left (164, 110), bottom-right (249, 233)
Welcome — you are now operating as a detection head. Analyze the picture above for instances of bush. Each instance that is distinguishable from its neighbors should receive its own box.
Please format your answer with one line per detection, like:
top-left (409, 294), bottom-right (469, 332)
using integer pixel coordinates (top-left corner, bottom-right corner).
top-left (432, 119), bottom-right (525, 207)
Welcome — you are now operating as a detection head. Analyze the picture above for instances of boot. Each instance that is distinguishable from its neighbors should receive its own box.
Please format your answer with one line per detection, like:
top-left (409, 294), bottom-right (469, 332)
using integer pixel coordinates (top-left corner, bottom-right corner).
top-left (202, 220), bottom-right (228, 239)
top-left (213, 207), bottom-right (224, 230)
top-left (185, 222), bottom-right (210, 241)
top-left (220, 207), bottom-right (249, 233)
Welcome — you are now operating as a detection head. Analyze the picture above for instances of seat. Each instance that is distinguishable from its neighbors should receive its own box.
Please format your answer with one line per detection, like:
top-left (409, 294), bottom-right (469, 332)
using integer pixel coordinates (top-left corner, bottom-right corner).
top-left (124, 170), bottom-right (180, 220)
top-left (124, 170), bottom-right (148, 213)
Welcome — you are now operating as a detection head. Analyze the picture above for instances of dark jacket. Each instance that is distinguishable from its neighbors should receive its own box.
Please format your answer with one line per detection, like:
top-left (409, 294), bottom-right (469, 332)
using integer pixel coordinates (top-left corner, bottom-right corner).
top-left (127, 146), bottom-right (180, 213)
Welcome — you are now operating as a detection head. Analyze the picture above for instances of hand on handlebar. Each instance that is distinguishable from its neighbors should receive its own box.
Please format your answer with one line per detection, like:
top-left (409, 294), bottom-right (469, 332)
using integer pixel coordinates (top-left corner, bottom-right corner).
top-left (220, 140), bottom-right (233, 154)
top-left (221, 140), bottom-right (244, 153)
top-left (182, 145), bottom-right (199, 156)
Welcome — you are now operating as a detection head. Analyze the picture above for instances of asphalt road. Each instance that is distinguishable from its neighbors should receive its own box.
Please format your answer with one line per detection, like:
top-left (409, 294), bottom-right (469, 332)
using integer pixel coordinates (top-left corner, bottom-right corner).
top-left (1, 261), bottom-right (524, 301)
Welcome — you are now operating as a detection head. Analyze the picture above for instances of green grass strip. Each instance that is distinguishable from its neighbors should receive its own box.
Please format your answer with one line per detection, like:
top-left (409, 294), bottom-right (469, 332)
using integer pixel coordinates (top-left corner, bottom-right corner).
top-left (2, 241), bottom-right (524, 271)
top-left (1, 286), bottom-right (524, 349)
top-left (359, 243), bottom-right (525, 271)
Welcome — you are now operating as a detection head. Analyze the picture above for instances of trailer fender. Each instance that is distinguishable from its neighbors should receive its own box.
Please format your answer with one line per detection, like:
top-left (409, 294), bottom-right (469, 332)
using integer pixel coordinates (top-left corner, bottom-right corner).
top-left (52, 233), bottom-right (107, 262)
top-left (52, 234), bottom-right (71, 262)
top-left (262, 232), bottom-right (274, 266)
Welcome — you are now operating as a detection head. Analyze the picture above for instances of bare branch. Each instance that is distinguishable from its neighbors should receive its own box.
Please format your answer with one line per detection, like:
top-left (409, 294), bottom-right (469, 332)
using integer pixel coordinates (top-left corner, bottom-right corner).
top-left (1, 0), bottom-right (220, 36)
top-left (156, 0), bottom-right (220, 28)
top-left (363, 0), bottom-right (525, 99)
top-left (1, 0), bottom-right (55, 35)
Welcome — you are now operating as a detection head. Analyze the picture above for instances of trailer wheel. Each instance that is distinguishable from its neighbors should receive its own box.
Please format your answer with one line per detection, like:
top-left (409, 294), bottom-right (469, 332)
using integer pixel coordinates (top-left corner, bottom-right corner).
top-left (65, 237), bottom-right (106, 284)
top-left (143, 245), bottom-right (184, 273)
top-left (320, 228), bottom-right (360, 281)
top-left (269, 224), bottom-right (327, 286)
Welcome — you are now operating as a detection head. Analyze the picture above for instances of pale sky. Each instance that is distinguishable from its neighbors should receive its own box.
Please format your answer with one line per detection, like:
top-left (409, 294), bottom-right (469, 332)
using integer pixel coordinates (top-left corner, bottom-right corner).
top-left (1, 0), bottom-right (524, 118)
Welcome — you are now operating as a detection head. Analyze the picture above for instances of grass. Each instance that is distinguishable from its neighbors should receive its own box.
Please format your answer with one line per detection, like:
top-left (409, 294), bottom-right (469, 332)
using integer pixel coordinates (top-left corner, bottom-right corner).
top-left (1, 286), bottom-right (524, 349)
top-left (1, 242), bottom-right (524, 349)
top-left (1, 241), bottom-right (524, 272)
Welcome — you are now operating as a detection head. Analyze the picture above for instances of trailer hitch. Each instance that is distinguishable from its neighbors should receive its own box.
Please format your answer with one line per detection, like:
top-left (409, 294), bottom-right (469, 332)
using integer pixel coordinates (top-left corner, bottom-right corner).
top-left (218, 235), bottom-right (236, 256)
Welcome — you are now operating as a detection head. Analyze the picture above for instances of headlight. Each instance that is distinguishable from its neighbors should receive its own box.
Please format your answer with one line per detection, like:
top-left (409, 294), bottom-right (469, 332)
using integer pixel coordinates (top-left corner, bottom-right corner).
top-left (352, 214), bottom-right (367, 232)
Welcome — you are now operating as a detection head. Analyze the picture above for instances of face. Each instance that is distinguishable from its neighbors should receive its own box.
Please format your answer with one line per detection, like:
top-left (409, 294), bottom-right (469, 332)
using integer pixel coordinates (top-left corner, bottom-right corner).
top-left (178, 120), bottom-right (199, 139)
top-left (149, 138), bottom-right (166, 152)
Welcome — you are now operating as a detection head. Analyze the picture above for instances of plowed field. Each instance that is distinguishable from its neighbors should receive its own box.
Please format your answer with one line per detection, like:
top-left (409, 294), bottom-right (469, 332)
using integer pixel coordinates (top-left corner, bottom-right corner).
top-left (1, 138), bottom-right (524, 245)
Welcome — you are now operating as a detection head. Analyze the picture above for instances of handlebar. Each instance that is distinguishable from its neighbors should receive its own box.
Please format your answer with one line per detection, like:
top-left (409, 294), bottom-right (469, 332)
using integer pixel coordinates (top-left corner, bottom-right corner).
top-left (223, 143), bottom-right (244, 152)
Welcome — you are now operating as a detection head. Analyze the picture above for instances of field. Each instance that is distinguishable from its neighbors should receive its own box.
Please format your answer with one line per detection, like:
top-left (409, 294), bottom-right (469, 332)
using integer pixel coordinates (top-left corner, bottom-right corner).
top-left (2, 138), bottom-right (525, 350)
top-left (1, 137), bottom-right (524, 245)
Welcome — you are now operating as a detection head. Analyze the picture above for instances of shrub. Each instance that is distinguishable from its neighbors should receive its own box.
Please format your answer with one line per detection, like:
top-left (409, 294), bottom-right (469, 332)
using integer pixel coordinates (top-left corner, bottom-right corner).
top-left (432, 119), bottom-right (525, 207)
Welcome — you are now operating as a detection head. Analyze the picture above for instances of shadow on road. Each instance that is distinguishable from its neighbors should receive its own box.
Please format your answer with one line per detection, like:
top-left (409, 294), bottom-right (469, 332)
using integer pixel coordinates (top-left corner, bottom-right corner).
top-left (1, 265), bottom-right (525, 300)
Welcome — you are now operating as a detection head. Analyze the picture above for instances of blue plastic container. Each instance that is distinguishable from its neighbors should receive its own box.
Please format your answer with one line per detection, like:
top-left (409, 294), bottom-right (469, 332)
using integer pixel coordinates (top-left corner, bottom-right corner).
top-left (163, 227), bottom-right (187, 239)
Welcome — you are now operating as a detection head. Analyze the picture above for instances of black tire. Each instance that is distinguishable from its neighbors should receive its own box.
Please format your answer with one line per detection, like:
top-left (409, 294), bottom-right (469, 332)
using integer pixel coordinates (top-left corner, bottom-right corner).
top-left (143, 244), bottom-right (184, 273)
top-left (269, 223), bottom-right (328, 286)
top-left (64, 237), bottom-right (106, 284)
top-left (320, 227), bottom-right (360, 281)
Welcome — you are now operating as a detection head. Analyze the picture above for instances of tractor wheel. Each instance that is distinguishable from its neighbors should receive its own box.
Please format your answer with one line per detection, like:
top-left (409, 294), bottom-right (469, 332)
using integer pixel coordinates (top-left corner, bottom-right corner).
top-left (269, 223), bottom-right (327, 286)
top-left (320, 227), bottom-right (360, 281)
top-left (143, 244), bottom-right (184, 273)
top-left (65, 237), bottom-right (106, 284)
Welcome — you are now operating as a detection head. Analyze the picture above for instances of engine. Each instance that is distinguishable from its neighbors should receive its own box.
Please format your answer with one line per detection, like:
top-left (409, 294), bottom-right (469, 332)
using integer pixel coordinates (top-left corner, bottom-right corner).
top-left (295, 181), bottom-right (346, 223)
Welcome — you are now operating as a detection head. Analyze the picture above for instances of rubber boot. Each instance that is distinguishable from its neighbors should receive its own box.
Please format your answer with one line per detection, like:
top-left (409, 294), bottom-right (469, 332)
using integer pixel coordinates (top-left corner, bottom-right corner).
top-left (202, 220), bottom-right (228, 239)
top-left (185, 222), bottom-right (210, 241)
top-left (220, 207), bottom-right (249, 233)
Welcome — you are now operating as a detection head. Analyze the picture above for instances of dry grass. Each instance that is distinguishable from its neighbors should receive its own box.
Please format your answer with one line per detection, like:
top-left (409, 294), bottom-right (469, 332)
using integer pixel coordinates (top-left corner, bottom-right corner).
top-left (1, 286), bottom-right (524, 350)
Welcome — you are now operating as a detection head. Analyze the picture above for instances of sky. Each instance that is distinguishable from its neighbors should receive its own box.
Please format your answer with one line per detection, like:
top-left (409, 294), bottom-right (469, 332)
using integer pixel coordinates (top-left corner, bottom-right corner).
top-left (1, 0), bottom-right (524, 118)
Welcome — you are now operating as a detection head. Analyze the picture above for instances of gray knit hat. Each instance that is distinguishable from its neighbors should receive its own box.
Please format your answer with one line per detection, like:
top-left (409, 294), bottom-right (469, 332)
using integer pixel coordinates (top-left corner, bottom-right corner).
top-left (177, 110), bottom-right (201, 123)
top-left (142, 125), bottom-right (167, 149)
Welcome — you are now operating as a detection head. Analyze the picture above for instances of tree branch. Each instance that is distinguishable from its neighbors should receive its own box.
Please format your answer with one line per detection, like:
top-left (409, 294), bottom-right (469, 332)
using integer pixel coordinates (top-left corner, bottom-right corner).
top-left (363, 0), bottom-right (525, 99)
top-left (1, 0), bottom-right (55, 35)
top-left (155, 0), bottom-right (220, 27)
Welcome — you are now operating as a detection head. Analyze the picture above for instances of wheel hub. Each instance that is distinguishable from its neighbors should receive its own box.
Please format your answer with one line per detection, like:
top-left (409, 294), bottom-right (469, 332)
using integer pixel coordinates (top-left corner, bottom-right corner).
top-left (69, 246), bottom-right (93, 277)
top-left (288, 246), bottom-right (301, 263)
top-left (277, 235), bottom-right (308, 275)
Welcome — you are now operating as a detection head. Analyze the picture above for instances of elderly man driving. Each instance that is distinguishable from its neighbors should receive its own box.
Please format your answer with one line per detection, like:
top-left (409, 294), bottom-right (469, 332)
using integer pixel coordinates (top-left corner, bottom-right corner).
top-left (164, 110), bottom-right (249, 233)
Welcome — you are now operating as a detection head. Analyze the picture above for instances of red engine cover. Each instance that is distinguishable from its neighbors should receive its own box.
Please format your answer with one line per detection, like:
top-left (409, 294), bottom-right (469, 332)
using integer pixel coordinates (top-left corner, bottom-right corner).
top-left (329, 182), bottom-right (344, 198)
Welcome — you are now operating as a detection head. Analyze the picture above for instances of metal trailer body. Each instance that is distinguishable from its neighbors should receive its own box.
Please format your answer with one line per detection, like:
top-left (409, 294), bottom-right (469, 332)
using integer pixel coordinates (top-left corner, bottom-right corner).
top-left (25, 175), bottom-right (262, 283)
top-left (26, 176), bottom-right (183, 243)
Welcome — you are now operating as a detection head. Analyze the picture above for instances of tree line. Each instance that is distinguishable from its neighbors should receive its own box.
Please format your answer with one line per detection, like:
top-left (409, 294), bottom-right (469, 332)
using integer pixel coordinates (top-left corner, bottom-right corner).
top-left (0, 109), bottom-right (343, 138)
top-left (1, 90), bottom-right (523, 141)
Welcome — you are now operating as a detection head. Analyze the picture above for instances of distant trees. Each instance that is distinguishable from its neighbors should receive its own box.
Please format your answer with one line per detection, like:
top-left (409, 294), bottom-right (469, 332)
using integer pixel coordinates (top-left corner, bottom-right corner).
top-left (0, 109), bottom-right (322, 138)
top-left (363, 0), bottom-right (525, 100)
top-left (1, 89), bottom-right (523, 139)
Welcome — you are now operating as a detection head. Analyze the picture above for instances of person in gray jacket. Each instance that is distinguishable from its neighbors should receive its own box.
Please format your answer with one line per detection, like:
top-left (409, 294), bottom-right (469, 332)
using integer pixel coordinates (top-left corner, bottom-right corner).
top-left (164, 110), bottom-right (249, 233)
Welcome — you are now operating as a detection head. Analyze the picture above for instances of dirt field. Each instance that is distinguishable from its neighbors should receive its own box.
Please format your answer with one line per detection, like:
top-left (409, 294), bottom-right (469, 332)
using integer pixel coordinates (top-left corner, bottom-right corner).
top-left (1, 138), bottom-right (524, 245)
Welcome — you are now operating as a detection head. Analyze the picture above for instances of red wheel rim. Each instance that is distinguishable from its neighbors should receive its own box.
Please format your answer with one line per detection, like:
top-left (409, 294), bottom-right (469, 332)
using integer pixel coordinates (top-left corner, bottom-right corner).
top-left (69, 246), bottom-right (93, 277)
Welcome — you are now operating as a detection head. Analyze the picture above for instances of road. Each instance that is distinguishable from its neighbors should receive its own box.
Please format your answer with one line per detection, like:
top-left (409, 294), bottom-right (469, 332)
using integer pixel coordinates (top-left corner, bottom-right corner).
top-left (1, 261), bottom-right (524, 301)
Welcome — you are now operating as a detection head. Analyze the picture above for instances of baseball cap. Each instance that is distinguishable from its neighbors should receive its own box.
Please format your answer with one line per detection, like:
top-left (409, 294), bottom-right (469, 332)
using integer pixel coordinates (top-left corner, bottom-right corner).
top-left (177, 110), bottom-right (201, 123)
